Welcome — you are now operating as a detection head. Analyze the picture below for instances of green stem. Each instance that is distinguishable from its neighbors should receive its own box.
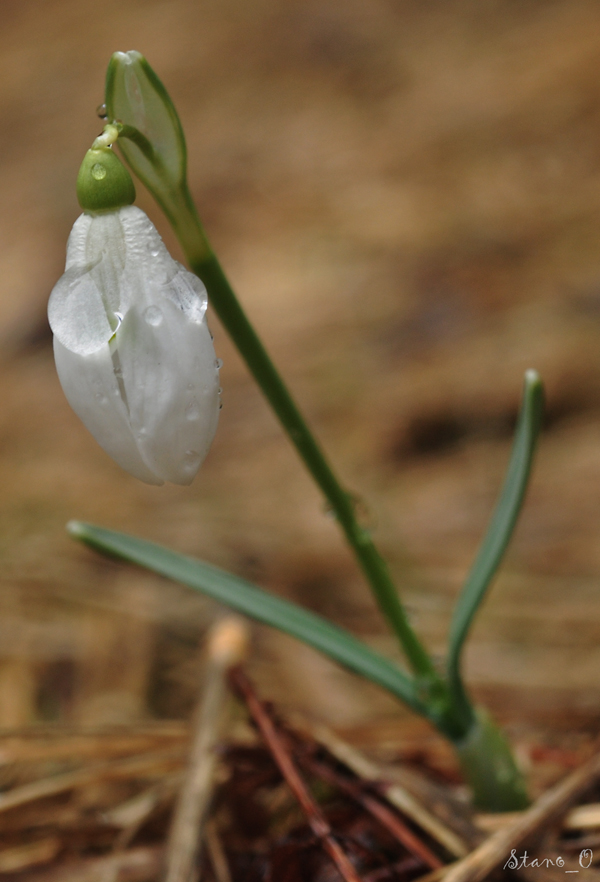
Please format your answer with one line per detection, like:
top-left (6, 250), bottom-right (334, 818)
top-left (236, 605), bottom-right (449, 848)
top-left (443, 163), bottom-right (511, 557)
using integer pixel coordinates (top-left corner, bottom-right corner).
top-left (169, 184), bottom-right (437, 684)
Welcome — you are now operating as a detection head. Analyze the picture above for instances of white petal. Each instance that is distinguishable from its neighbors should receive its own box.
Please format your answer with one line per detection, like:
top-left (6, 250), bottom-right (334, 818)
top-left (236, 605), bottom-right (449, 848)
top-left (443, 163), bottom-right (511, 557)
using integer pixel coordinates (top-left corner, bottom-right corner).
top-left (49, 211), bottom-right (130, 355)
top-left (48, 266), bottom-right (116, 356)
top-left (50, 206), bottom-right (220, 487)
top-left (119, 205), bottom-right (170, 270)
top-left (64, 213), bottom-right (93, 268)
top-left (116, 299), bottom-right (219, 485)
top-left (53, 337), bottom-right (162, 485)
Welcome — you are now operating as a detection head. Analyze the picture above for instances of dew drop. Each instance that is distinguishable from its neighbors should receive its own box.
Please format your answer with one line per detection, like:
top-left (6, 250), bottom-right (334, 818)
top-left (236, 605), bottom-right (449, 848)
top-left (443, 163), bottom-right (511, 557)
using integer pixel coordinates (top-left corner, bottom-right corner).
top-left (144, 306), bottom-right (163, 327)
top-left (185, 400), bottom-right (200, 421)
top-left (96, 103), bottom-right (108, 119)
top-left (91, 162), bottom-right (107, 181)
top-left (183, 450), bottom-right (201, 471)
top-left (150, 248), bottom-right (160, 258)
top-left (216, 358), bottom-right (223, 370)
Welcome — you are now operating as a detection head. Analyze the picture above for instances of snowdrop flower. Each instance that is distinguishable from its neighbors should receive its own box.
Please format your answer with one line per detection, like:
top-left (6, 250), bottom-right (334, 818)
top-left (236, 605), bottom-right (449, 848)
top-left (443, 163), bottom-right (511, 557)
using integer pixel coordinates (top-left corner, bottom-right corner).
top-left (48, 126), bottom-right (220, 485)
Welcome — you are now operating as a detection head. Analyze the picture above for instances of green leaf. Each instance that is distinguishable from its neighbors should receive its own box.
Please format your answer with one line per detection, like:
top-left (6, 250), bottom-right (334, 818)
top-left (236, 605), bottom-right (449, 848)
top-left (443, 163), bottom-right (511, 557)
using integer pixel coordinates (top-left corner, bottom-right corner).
top-left (446, 370), bottom-right (544, 719)
top-left (68, 521), bottom-right (424, 714)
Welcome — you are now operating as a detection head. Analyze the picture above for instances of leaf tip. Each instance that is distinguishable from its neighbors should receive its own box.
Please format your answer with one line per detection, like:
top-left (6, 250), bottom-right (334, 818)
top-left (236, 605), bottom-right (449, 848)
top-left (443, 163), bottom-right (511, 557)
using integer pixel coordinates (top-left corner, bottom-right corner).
top-left (523, 368), bottom-right (542, 389)
top-left (523, 368), bottom-right (545, 416)
top-left (67, 520), bottom-right (86, 539)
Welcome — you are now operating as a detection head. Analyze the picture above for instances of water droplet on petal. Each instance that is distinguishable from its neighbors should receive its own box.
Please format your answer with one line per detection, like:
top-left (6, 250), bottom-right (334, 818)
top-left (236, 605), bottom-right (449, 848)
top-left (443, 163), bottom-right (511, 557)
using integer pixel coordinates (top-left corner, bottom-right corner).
top-left (150, 248), bottom-right (160, 257)
top-left (185, 400), bottom-right (200, 421)
top-left (144, 306), bottom-right (163, 326)
top-left (216, 358), bottom-right (223, 370)
top-left (91, 162), bottom-right (107, 181)
top-left (183, 450), bottom-right (201, 471)
top-left (166, 270), bottom-right (207, 323)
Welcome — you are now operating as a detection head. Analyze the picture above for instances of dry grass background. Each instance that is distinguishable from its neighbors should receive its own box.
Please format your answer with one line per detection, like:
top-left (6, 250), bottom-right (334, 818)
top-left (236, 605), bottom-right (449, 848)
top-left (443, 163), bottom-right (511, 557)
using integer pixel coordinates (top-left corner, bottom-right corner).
top-left (0, 0), bottom-right (600, 738)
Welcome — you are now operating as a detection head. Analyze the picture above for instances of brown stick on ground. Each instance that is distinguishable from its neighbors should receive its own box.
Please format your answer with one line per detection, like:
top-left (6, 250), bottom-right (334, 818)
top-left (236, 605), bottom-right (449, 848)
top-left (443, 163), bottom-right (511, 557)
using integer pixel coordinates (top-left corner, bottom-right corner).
top-left (297, 750), bottom-right (443, 870)
top-left (440, 750), bottom-right (600, 882)
top-left (0, 748), bottom-right (185, 815)
top-left (0, 846), bottom-right (163, 882)
top-left (228, 666), bottom-right (364, 882)
top-left (164, 619), bottom-right (248, 882)
top-left (296, 718), bottom-right (469, 858)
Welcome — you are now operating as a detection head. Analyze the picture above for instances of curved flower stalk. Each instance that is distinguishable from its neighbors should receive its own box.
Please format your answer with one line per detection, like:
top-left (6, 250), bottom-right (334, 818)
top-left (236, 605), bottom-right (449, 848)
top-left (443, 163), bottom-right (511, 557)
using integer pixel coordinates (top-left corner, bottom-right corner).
top-left (48, 126), bottom-right (220, 485)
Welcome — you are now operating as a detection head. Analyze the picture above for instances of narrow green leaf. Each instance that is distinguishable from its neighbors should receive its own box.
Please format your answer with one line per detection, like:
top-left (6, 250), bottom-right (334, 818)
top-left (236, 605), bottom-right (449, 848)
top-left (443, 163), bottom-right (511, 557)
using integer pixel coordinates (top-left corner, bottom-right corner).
top-left (68, 521), bottom-right (424, 714)
top-left (446, 370), bottom-right (544, 717)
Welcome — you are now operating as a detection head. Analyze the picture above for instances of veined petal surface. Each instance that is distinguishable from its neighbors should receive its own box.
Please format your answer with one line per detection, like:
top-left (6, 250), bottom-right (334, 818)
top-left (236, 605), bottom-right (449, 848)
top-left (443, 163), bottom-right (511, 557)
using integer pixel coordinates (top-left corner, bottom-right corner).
top-left (53, 337), bottom-right (162, 484)
top-left (48, 206), bottom-right (220, 485)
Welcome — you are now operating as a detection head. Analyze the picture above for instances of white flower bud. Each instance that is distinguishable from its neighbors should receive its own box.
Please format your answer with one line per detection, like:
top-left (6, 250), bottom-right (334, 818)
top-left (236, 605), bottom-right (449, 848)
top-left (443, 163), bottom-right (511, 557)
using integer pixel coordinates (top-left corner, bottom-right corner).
top-left (48, 206), bottom-right (220, 485)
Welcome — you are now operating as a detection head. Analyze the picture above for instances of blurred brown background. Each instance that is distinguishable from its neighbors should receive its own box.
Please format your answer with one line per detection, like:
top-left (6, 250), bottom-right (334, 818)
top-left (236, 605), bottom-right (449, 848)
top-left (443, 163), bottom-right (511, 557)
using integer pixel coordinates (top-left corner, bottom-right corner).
top-left (1, 0), bottom-right (600, 736)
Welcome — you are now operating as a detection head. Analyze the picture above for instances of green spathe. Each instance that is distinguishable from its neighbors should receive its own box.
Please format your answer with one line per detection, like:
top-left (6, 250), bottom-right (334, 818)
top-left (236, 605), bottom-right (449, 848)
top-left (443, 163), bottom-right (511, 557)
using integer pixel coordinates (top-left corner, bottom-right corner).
top-left (105, 51), bottom-right (209, 264)
top-left (77, 146), bottom-right (136, 213)
top-left (106, 51), bottom-right (187, 194)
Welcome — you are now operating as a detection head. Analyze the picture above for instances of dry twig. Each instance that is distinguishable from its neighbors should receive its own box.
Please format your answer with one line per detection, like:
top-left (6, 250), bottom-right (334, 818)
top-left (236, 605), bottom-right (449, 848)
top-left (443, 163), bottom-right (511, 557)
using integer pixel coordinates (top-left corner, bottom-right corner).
top-left (204, 820), bottom-right (233, 882)
top-left (0, 724), bottom-right (186, 766)
top-left (0, 749), bottom-right (184, 815)
top-left (0, 845), bottom-right (163, 882)
top-left (296, 749), bottom-right (443, 870)
top-left (229, 665), bottom-right (364, 882)
top-left (564, 801), bottom-right (600, 830)
top-left (441, 750), bottom-right (600, 882)
top-left (0, 837), bottom-right (62, 873)
top-left (301, 719), bottom-right (469, 858)
top-left (164, 618), bottom-right (248, 882)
